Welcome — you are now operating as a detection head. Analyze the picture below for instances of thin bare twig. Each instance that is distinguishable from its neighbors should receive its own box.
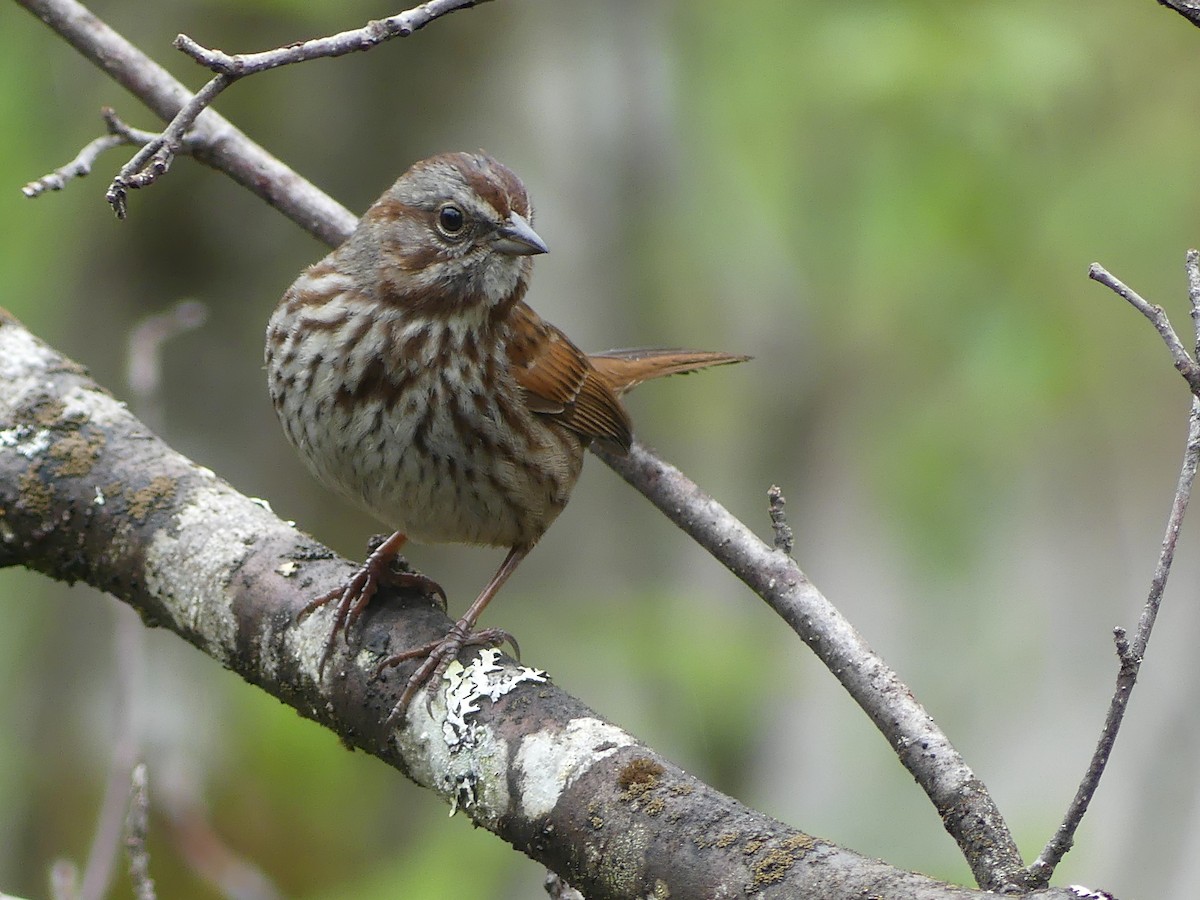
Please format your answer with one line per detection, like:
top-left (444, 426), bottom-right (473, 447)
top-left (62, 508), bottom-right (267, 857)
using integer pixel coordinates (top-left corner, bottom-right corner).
top-left (1027, 257), bottom-right (1200, 883)
top-left (105, 1), bottom-right (488, 216)
top-left (1186, 248), bottom-right (1200, 351)
top-left (107, 75), bottom-right (231, 217)
top-left (24, 108), bottom-right (171, 199)
top-left (175, 0), bottom-right (489, 75)
top-left (1027, 397), bottom-right (1200, 882)
top-left (22, 133), bottom-right (124, 197)
top-left (15, 0), bottom-right (356, 247)
top-left (1088, 262), bottom-right (1200, 395)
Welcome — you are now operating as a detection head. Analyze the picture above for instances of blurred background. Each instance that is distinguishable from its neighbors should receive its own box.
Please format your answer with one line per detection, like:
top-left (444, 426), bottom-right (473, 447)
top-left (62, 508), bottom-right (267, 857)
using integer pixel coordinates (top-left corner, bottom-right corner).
top-left (1, 0), bottom-right (1198, 897)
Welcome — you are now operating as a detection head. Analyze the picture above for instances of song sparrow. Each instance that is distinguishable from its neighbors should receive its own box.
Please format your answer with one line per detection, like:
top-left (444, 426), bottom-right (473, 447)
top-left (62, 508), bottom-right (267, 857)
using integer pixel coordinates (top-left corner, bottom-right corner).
top-left (266, 152), bottom-right (745, 721)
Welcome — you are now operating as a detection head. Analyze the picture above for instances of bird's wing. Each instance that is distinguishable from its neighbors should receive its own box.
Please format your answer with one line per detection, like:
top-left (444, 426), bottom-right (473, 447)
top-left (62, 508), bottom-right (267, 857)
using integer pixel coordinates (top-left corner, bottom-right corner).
top-left (505, 301), bottom-right (633, 453)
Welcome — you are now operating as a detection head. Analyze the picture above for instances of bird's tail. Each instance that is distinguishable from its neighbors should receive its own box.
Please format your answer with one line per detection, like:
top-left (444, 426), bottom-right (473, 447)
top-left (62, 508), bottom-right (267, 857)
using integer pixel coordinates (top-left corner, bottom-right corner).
top-left (588, 348), bottom-right (749, 396)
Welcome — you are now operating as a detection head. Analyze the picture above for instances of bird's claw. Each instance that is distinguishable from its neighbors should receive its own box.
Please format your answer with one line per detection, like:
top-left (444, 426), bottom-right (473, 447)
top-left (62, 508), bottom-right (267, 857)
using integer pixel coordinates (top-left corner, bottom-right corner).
top-left (378, 623), bottom-right (518, 726)
top-left (297, 548), bottom-right (445, 676)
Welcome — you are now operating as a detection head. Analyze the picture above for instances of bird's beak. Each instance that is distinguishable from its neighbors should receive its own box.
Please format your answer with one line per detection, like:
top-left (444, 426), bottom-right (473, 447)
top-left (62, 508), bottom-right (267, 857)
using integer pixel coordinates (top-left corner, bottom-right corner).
top-left (493, 212), bottom-right (548, 256)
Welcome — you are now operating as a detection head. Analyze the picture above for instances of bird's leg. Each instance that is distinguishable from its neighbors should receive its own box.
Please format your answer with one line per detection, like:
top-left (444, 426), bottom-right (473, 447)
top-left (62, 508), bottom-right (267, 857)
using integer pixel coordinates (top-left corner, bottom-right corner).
top-left (297, 530), bottom-right (446, 676)
top-left (378, 545), bottom-right (530, 725)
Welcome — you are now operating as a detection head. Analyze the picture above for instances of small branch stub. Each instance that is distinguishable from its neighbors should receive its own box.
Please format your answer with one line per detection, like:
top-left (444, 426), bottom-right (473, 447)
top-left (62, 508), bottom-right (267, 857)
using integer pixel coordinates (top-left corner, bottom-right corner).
top-left (767, 484), bottom-right (794, 554)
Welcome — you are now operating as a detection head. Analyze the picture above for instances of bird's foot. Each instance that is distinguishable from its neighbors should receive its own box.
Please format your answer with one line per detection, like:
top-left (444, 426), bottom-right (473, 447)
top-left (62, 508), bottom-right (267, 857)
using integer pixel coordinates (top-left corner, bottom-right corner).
top-left (377, 620), bottom-right (519, 726)
top-left (297, 533), bottom-right (445, 676)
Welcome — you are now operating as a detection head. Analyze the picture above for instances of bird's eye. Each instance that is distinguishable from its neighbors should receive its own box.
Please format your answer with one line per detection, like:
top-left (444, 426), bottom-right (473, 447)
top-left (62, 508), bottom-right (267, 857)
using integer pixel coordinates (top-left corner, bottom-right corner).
top-left (437, 205), bottom-right (466, 238)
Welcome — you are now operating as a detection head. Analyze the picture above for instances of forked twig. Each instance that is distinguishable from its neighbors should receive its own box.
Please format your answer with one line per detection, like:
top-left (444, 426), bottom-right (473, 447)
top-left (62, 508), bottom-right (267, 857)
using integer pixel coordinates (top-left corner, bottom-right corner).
top-left (24, 108), bottom-right (173, 199)
top-left (1088, 261), bottom-right (1200, 395)
top-left (1026, 254), bottom-right (1200, 883)
top-left (105, 1), bottom-right (488, 216)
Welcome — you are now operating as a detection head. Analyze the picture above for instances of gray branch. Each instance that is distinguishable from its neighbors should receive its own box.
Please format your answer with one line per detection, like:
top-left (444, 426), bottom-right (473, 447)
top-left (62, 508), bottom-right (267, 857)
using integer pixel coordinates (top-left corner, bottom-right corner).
top-left (592, 443), bottom-right (1027, 890)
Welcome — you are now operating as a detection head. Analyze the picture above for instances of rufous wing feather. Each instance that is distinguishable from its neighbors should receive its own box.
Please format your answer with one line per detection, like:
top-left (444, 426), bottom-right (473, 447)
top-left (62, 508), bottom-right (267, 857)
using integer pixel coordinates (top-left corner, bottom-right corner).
top-left (507, 301), bottom-right (749, 455)
top-left (507, 302), bottom-right (634, 452)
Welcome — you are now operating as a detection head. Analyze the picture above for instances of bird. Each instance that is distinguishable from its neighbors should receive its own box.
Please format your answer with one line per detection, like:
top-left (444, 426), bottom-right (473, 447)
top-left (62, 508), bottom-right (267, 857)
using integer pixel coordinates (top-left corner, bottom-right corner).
top-left (266, 151), bottom-right (746, 720)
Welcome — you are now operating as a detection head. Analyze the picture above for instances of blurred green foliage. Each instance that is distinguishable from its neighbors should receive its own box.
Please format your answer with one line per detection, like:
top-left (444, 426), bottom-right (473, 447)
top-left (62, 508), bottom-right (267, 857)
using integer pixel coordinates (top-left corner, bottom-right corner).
top-left (2, 1), bottom-right (1200, 898)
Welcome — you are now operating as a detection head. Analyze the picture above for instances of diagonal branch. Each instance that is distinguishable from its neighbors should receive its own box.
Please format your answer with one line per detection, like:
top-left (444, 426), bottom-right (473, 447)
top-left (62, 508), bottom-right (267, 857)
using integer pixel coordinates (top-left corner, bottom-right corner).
top-left (175, 0), bottom-right (489, 75)
top-left (594, 444), bottom-right (1028, 891)
top-left (1088, 262), bottom-right (1200, 396)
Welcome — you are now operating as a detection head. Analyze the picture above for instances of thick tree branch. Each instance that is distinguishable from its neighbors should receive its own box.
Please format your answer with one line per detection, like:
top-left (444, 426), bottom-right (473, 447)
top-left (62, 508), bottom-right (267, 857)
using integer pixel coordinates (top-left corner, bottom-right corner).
top-left (0, 310), bottom-right (1069, 900)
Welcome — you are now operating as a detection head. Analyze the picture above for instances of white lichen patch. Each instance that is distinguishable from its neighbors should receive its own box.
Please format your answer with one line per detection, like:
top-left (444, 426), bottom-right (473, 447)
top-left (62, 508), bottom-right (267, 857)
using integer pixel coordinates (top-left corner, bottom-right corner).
top-left (0, 425), bottom-right (52, 458)
top-left (388, 649), bottom-right (548, 824)
top-left (397, 696), bottom-right (514, 826)
top-left (443, 649), bottom-right (547, 750)
top-left (515, 718), bottom-right (636, 819)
